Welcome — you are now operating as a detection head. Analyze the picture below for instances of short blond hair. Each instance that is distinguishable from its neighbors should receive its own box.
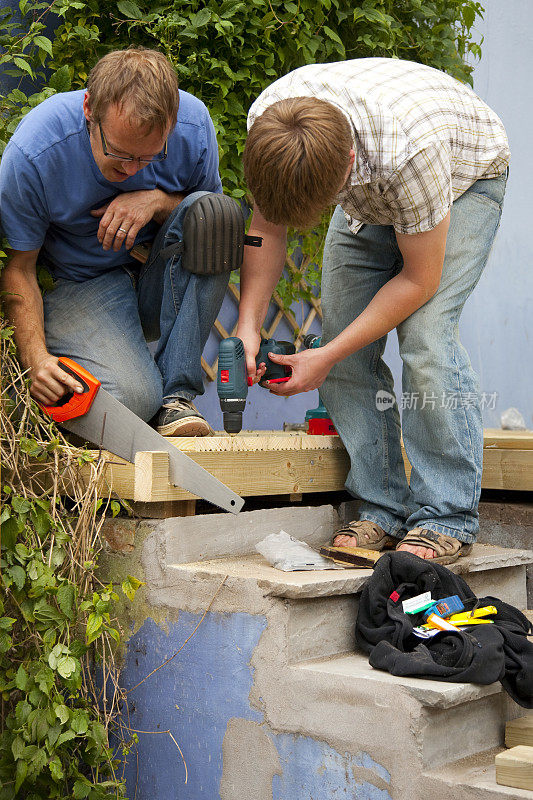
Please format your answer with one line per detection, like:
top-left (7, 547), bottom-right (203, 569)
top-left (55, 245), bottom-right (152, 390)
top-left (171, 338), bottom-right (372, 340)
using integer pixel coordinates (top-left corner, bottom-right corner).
top-left (86, 47), bottom-right (179, 134)
top-left (243, 97), bottom-right (352, 228)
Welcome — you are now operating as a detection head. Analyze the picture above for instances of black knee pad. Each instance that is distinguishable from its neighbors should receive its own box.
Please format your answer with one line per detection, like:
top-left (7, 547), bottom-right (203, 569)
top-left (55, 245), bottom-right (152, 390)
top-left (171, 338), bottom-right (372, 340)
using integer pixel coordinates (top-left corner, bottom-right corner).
top-left (160, 194), bottom-right (261, 276)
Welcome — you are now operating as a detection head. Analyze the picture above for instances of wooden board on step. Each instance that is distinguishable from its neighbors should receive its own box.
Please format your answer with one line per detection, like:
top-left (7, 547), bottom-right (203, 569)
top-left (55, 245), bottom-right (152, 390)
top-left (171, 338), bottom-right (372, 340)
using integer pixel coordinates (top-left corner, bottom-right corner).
top-left (319, 545), bottom-right (384, 568)
top-left (506, 715), bottom-right (533, 749)
top-left (496, 745), bottom-right (533, 791)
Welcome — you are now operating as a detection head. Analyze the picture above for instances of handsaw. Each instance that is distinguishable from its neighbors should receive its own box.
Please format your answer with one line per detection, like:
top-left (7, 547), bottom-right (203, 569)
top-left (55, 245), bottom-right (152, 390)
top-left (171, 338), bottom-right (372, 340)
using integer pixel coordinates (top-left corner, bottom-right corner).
top-left (40, 357), bottom-right (243, 514)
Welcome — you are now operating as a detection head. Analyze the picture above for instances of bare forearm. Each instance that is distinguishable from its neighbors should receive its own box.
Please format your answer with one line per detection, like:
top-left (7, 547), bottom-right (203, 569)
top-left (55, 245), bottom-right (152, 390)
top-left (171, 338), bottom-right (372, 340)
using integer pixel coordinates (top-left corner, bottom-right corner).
top-left (152, 189), bottom-right (184, 225)
top-left (238, 226), bottom-right (287, 330)
top-left (323, 272), bottom-right (435, 365)
top-left (1, 267), bottom-right (48, 368)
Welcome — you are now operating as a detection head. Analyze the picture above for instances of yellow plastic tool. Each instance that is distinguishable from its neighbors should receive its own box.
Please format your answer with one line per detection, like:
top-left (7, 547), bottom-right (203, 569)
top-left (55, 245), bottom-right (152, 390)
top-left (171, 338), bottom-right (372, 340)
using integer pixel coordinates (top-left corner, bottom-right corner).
top-left (448, 606), bottom-right (497, 623)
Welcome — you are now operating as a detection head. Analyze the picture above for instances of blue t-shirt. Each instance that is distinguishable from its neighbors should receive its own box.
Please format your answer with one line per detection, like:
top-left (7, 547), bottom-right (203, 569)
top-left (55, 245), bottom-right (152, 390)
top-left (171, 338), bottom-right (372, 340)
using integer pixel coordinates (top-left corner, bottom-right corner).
top-left (0, 89), bottom-right (222, 281)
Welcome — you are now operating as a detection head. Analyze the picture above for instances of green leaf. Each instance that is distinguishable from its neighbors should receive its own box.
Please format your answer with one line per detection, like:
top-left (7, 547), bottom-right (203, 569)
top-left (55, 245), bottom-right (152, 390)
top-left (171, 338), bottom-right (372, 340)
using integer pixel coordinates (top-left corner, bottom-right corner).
top-left (15, 758), bottom-right (28, 793)
top-left (7, 564), bottom-right (26, 592)
top-left (12, 735), bottom-right (25, 760)
top-left (54, 704), bottom-right (70, 724)
top-left (49, 756), bottom-right (63, 782)
top-left (71, 710), bottom-right (89, 734)
top-left (323, 25), bottom-right (343, 46)
top-left (56, 655), bottom-right (76, 678)
top-left (122, 575), bottom-right (145, 602)
top-left (1, 516), bottom-right (21, 550)
top-left (117, 0), bottom-right (143, 19)
top-left (15, 664), bottom-right (29, 691)
top-left (73, 780), bottom-right (92, 799)
top-left (56, 728), bottom-right (76, 746)
top-left (33, 34), bottom-right (53, 55)
top-left (29, 687), bottom-right (44, 706)
top-left (13, 57), bottom-right (33, 78)
top-left (86, 612), bottom-right (103, 640)
top-left (463, 5), bottom-right (476, 29)
top-left (33, 600), bottom-right (64, 626)
top-left (30, 505), bottom-right (50, 536)
top-left (57, 584), bottom-right (75, 618)
top-left (47, 722), bottom-right (61, 747)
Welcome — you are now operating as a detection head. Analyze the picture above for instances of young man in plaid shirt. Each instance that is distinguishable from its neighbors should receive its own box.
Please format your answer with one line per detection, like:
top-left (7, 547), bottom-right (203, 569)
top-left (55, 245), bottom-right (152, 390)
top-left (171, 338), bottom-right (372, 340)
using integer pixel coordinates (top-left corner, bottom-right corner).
top-left (237, 58), bottom-right (509, 563)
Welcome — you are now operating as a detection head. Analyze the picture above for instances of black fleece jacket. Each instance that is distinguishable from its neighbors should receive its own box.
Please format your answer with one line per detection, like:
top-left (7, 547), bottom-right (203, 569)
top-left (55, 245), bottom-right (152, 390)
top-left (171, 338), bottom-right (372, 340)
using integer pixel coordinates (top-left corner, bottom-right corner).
top-left (355, 551), bottom-right (533, 707)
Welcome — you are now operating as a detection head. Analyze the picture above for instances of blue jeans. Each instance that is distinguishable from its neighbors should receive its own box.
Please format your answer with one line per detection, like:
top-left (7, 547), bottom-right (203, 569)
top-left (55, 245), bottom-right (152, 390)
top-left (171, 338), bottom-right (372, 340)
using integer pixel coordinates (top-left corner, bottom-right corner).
top-left (320, 173), bottom-right (507, 543)
top-left (43, 192), bottom-right (229, 421)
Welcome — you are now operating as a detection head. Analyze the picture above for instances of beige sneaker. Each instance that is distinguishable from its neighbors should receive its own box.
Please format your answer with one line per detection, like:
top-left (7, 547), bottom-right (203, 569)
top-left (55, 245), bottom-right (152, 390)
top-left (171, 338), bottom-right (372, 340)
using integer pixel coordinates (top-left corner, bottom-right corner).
top-left (155, 399), bottom-right (214, 437)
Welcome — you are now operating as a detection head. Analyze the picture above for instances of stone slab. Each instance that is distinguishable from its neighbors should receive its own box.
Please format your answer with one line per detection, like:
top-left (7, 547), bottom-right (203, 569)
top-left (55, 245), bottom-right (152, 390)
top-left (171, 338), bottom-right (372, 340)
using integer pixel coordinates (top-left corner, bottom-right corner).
top-left (430, 748), bottom-right (533, 799)
top-left (167, 553), bottom-right (371, 599)
top-left (166, 544), bottom-right (533, 600)
top-left (295, 651), bottom-right (502, 710)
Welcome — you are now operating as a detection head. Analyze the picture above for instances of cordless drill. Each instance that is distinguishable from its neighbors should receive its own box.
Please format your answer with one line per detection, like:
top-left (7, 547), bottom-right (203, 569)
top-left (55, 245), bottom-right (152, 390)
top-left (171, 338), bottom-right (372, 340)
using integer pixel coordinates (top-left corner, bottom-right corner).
top-left (217, 337), bottom-right (295, 433)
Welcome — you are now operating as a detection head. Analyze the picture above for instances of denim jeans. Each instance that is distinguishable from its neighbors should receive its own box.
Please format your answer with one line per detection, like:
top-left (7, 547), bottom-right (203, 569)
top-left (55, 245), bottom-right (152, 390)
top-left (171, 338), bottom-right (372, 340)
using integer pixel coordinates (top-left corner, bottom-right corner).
top-left (320, 172), bottom-right (507, 543)
top-left (43, 191), bottom-right (229, 421)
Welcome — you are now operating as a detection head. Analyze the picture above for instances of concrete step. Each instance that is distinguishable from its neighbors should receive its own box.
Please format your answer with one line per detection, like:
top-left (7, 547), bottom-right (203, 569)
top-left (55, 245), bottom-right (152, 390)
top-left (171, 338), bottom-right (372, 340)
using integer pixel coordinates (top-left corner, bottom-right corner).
top-left (165, 544), bottom-right (533, 662)
top-left (427, 747), bottom-right (533, 799)
top-left (294, 651), bottom-right (523, 769)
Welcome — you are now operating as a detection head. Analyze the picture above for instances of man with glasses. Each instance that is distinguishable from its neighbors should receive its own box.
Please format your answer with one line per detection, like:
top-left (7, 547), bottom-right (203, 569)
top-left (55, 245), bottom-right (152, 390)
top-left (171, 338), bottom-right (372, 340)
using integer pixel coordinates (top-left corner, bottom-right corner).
top-left (0, 48), bottom-right (226, 435)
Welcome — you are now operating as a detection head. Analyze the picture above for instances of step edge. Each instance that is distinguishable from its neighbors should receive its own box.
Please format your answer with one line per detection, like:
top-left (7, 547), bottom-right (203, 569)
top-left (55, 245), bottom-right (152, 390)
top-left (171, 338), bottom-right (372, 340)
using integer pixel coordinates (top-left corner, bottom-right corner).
top-left (292, 651), bottom-right (503, 709)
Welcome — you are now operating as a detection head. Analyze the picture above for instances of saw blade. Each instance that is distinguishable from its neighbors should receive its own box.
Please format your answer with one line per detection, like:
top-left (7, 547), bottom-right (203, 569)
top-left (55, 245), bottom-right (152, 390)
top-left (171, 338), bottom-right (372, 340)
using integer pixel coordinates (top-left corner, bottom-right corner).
top-left (62, 386), bottom-right (243, 514)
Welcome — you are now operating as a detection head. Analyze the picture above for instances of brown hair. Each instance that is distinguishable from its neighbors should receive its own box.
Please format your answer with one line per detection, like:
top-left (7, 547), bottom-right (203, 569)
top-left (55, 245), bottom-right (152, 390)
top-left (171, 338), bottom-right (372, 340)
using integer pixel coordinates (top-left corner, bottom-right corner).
top-left (86, 47), bottom-right (179, 134)
top-left (243, 97), bottom-right (352, 228)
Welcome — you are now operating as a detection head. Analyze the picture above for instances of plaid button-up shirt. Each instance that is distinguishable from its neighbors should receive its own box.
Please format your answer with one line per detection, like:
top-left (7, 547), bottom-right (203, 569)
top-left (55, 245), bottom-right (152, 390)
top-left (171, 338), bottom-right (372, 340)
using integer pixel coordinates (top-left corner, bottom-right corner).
top-left (248, 58), bottom-right (510, 235)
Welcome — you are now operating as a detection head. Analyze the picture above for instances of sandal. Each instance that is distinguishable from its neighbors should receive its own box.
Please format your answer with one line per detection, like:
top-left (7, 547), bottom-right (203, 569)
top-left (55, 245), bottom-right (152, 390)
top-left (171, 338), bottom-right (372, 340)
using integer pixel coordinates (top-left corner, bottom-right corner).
top-left (396, 528), bottom-right (473, 565)
top-left (331, 520), bottom-right (396, 551)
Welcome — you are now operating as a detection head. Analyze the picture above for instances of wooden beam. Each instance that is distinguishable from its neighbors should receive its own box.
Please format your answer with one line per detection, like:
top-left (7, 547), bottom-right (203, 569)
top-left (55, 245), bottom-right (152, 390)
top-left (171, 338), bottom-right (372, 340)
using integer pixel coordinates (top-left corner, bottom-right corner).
top-left (483, 428), bottom-right (533, 449)
top-left (506, 716), bottom-right (533, 749)
top-left (28, 429), bottom-right (533, 504)
top-left (496, 746), bottom-right (533, 791)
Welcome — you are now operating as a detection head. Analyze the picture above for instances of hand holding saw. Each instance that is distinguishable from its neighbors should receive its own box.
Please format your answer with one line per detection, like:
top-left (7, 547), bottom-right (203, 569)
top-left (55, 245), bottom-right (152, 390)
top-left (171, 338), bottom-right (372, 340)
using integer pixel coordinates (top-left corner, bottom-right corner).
top-left (40, 358), bottom-right (243, 514)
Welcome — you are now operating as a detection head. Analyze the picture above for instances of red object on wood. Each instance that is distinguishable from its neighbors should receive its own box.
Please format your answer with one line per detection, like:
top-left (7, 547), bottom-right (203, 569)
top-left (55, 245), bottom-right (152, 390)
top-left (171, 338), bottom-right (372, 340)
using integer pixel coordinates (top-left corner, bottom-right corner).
top-left (306, 417), bottom-right (338, 435)
top-left (40, 357), bottom-right (100, 422)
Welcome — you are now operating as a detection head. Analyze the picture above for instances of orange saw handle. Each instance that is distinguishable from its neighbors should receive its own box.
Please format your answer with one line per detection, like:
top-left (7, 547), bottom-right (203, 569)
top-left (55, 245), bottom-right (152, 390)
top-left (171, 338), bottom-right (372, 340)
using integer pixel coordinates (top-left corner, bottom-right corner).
top-left (40, 357), bottom-right (101, 422)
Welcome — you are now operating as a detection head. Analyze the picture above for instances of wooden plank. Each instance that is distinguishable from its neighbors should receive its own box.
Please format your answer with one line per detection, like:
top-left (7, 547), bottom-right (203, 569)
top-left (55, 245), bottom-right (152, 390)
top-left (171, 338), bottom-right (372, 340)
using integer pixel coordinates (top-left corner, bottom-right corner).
top-left (506, 716), bottom-right (533, 749)
top-left (78, 443), bottom-right (351, 501)
top-left (28, 429), bottom-right (533, 503)
top-left (483, 428), bottom-right (533, 449)
top-left (496, 746), bottom-right (533, 791)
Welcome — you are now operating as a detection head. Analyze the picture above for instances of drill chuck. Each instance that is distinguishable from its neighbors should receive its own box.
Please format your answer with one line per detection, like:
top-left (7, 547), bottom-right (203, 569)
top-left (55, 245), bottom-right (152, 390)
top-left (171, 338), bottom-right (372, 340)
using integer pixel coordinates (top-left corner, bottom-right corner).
top-left (220, 398), bottom-right (246, 434)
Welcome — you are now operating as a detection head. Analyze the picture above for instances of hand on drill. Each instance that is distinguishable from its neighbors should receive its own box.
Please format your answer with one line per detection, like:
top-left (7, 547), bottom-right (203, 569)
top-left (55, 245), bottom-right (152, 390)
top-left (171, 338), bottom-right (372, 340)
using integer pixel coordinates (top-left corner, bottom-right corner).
top-left (236, 324), bottom-right (335, 397)
top-left (264, 347), bottom-right (334, 396)
top-left (235, 326), bottom-right (267, 384)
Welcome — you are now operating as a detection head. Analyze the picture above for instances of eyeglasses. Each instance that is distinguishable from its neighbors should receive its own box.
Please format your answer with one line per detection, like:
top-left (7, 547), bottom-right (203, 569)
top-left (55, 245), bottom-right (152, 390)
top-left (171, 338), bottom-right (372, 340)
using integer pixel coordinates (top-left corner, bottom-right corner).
top-left (98, 122), bottom-right (167, 165)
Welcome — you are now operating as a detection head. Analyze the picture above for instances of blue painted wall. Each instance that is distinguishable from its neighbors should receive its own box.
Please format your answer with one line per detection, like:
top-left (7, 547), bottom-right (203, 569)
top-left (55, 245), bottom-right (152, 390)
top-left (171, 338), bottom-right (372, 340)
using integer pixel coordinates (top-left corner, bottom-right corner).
top-left (120, 613), bottom-right (392, 800)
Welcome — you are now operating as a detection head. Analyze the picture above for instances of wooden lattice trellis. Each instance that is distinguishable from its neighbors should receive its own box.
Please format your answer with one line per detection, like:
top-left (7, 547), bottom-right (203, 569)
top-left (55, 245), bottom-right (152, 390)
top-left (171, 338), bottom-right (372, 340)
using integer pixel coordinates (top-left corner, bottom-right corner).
top-left (132, 244), bottom-right (322, 383)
